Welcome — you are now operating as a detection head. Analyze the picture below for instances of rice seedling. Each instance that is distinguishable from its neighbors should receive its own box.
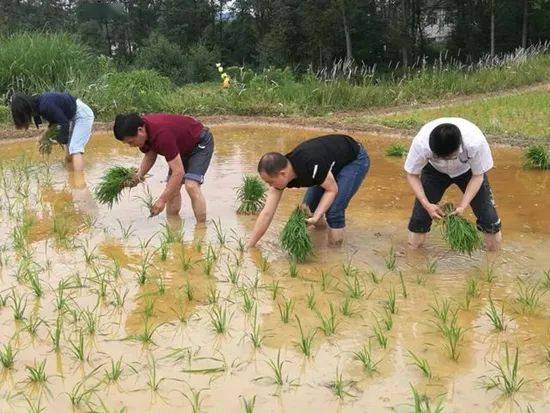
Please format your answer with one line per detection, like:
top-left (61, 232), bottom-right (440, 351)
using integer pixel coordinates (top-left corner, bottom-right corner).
top-left (212, 218), bottom-right (227, 245)
top-left (67, 380), bottom-right (97, 408)
top-left (327, 369), bottom-right (356, 400)
top-left (54, 280), bottom-right (69, 312)
top-left (463, 278), bottom-right (480, 310)
top-left (259, 256), bottom-right (270, 273)
top-left (184, 280), bottom-right (194, 301)
top-left (295, 316), bottom-right (317, 357)
top-left (268, 279), bottom-right (281, 300)
top-left (438, 203), bottom-right (482, 255)
top-left (353, 341), bottom-right (380, 374)
top-left (0, 293), bottom-right (7, 308)
top-left (241, 288), bottom-right (255, 314)
top-left (94, 166), bottom-right (138, 208)
top-left (278, 297), bottom-right (295, 324)
top-left (523, 144), bottom-right (550, 170)
top-left (135, 318), bottom-right (161, 344)
top-left (52, 214), bottom-right (72, 246)
top-left (385, 143), bottom-right (408, 157)
top-left (156, 276), bottom-right (166, 295)
top-left (0, 343), bottom-right (16, 369)
top-left (116, 218), bottom-right (135, 240)
top-left (48, 317), bottom-right (63, 352)
top-left (342, 260), bottom-right (359, 278)
top-left (515, 281), bottom-right (543, 314)
top-left (144, 297), bottom-right (155, 318)
top-left (408, 350), bottom-right (432, 379)
top-left (249, 307), bottom-right (264, 349)
top-left (24, 395), bottom-right (44, 413)
top-left (79, 240), bottom-right (98, 266)
top-left (385, 246), bottom-right (397, 270)
top-left (380, 309), bottom-right (394, 331)
top-left (241, 395), bottom-right (256, 413)
top-left (481, 261), bottom-right (497, 283)
top-left (542, 269), bottom-right (550, 290)
top-left (307, 286), bottom-right (317, 310)
top-left (410, 384), bottom-right (445, 413)
top-left (385, 286), bottom-right (397, 314)
top-left (136, 251), bottom-right (154, 285)
top-left (280, 207), bottom-right (313, 262)
top-left (26, 359), bottom-right (47, 384)
top-left (485, 344), bottom-right (526, 396)
top-left (10, 291), bottom-right (27, 320)
top-left (288, 258), bottom-right (299, 278)
top-left (158, 239), bottom-right (169, 261)
top-left (38, 126), bottom-right (60, 155)
top-left (320, 270), bottom-right (333, 291)
top-left (104, 357), bottom-right (123, 382)
top-left (368, 270), bottom-right (382, 284)
top-left (27, 269), bottom-right (43, 297)
top-left (266, 350), bottom-right (287, 386)
top-left (485, 296), bottom-right (506, 332)
top-left (438, 313), bottom-right (465, 361)
top-left (226, 263), bottom-right (240, 285)
top-left (544, 346), bottom-right (550, 365)
top-left (236, 174), bottom-right (267, 214)
top-left (147, 356), bottom-right (166, 392)
top-left (342, 274), bottom-right (366, 299)
top-left (24, 314), bottom-right (44, 336)
top-left (68, 329), bottom-right (86, 362)
top-left (317, 303), bottom-right (338, 336)
top-left (183, 388), bottom-right (205, 413)
top-left (416, 273), bottom-right (427, 286)
top-left (399, 271), bottom-right (408, 298)
top-left (207, 285), bottom-right (220, 305)
top-left (430, 297), bottom-right (451, 325)
top-left (202, 252), bottom-right (216, 277)
top-left (209, 305), bottom-right (231, 334)
top-left (373, 322), bottom-right (388, 349)
top-left (425, 258), bottom-right (438, 274)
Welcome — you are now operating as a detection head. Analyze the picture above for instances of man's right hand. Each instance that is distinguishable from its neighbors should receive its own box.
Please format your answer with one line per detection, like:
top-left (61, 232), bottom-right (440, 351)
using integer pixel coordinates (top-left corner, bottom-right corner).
top-left (423, 202), bottom-right (444, 220)
top-left (125, 173), bottom-right (144, 188)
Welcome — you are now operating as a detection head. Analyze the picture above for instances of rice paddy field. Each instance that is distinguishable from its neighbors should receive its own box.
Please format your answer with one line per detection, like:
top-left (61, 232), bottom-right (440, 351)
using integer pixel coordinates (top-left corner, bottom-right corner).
top-left (0, 125), bottom-right (549, 412)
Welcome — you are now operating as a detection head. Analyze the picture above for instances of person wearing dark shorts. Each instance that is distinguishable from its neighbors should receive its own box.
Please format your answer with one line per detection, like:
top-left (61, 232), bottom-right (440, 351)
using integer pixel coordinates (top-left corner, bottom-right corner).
top-left (247, 134), bottom-right (370, 248)
top-left (113, 113), bottom-right (214, 222)
top-left (404, 117), bottom-right (502, 251)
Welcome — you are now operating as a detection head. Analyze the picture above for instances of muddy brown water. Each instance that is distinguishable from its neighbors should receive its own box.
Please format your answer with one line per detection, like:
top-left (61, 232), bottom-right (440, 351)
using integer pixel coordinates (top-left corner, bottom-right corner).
top-left (0, 125), bottom-right (549, 412)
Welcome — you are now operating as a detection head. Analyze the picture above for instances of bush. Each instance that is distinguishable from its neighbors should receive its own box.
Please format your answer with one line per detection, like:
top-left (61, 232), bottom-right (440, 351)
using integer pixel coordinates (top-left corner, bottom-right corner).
top-left (135, 33), bottom-right (187, 84)
top-left (83, 69), bottom-right (173, 117)
top-left (0, 32), bottom-right (97, 95)
top-left (183, 42), bottom-right (220, 83)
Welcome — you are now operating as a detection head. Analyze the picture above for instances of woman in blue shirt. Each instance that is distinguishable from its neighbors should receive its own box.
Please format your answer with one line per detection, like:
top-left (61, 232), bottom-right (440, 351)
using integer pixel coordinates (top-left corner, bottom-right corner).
top-left (10, 92), bottom-right (94, 172)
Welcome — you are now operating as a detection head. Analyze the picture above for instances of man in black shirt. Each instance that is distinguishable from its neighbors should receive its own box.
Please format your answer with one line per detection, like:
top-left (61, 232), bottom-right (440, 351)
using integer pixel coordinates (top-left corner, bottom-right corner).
top-left (247, 134), bottom-right (370, 248)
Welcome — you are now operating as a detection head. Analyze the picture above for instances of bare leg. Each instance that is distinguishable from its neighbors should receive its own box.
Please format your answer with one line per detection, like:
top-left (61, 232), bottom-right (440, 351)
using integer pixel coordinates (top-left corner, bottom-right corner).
top-left (328, 227), bottom-right (344, 246)
top-left (166, 186), bottom-right (183, 216)
top-left (71, 153), bottom-right (84, 172)
top-left (408, 231), bottom-right (427, 249)
top-left (185, 180), bottom-right (207, 223)
top-left (484, 231), bottom-right (502, 252)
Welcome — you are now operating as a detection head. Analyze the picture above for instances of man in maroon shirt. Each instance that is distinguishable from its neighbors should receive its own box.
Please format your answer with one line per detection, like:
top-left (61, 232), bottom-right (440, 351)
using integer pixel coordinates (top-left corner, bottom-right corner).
top-left (113, 113), bottom-right (214, 221)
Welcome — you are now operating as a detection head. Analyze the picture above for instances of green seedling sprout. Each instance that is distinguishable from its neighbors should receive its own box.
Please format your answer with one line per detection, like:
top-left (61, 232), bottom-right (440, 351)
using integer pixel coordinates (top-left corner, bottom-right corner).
top-left (236, 174), bottom-right (267, 214)
top-left (280, 207), bottom-right (313, 262)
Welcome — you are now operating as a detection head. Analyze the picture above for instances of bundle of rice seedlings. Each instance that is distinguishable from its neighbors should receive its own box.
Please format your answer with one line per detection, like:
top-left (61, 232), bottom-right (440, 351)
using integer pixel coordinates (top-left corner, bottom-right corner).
top-left (94, 166), bottom-right (138, 208)
top-left (524, 145), bottom-right (550, 170)
top-left (385, 143), bottom-right (408, 157)
top-left (38, 126), bottom-right (60, 155)
top-left (236, 175), bottom-right (266, 214)
top-left (280, 206), bottom-right (313, 262)
top-left (438, 203), bottom-right (482, 255)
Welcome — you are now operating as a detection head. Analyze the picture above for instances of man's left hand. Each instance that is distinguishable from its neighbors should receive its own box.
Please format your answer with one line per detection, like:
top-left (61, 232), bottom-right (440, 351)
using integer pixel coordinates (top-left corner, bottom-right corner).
top-left (452, 205), bottom-right (467, 216)
top-left (305, 216), bottom-right (319, 225)
top-left (150, 198), bottom-right (166, 217)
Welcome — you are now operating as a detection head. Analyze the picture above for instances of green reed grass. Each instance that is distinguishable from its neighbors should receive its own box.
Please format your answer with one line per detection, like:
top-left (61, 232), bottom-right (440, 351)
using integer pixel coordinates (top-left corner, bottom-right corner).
top-left (94, 166), bottom-right (137, 208)
top-left (385, 143), bottom-right (408, 157)
top-left (439, 203), bottom-right (482, 255)
top-left (236, 175), bottom-right (267, 214)
top-left (523, 145), bottom-right (550, 170)
top-left (280, 207), bottom-right (313, 262)
top-left (485, 344), bottom-right (526, 396)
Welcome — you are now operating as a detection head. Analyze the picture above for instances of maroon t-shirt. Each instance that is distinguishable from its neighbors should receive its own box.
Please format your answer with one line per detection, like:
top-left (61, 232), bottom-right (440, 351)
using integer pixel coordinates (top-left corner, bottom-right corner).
top-left (139, 114), bottom-right (204, 161)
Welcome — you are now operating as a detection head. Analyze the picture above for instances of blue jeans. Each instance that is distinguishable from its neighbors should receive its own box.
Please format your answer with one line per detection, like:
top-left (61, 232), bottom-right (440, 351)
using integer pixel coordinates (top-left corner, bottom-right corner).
top-left (303, 146), bottom-right (370, 229)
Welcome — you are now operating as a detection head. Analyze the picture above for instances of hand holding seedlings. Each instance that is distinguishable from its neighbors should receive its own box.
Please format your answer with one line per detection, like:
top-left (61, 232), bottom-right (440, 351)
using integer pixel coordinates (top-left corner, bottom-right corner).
top-left (38, 125), bottom-right (60, 155)
top-left (149, 198), bottom-right (166, 217)
top-left (94, 166), bottom-right (138, 207)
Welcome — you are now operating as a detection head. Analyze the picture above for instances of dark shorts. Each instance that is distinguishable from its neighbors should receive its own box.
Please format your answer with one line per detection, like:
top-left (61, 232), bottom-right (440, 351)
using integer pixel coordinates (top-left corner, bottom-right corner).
top-left (168, 127), bottom-right (214, 184)
top-left (408, 163), bottom-right (501, 234)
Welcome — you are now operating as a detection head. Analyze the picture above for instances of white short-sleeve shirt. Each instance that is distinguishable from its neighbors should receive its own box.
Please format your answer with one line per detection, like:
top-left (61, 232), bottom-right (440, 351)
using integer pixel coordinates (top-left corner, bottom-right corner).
top-left (404, 117), bottom-right (494, 178)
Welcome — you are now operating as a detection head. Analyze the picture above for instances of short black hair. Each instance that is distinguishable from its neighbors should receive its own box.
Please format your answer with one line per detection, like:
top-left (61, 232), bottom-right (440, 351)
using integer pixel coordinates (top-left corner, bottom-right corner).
top-left (257, 152), bottom-right (288, 175)
top-left (10, 93), bottom-right (34, 129)
top-left (429, 123), bottom-right (462, 157)
top-left (113, 113), bottom-right (144, 140)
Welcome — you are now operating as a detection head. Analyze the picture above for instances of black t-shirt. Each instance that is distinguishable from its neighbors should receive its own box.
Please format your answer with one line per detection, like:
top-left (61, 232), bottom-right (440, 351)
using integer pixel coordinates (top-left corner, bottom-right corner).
top-left (286, 134), bottom-right (360, 188)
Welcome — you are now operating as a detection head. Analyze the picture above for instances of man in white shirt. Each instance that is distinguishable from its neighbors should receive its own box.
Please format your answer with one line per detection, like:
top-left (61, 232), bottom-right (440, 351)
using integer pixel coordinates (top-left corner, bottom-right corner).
top-left (404, 118), bottom-right (502, 251)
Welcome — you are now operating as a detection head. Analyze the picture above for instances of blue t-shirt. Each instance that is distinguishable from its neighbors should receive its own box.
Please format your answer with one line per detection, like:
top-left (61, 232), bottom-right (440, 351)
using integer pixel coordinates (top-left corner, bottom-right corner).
top-left (34, 92), bottom-right (77, 144)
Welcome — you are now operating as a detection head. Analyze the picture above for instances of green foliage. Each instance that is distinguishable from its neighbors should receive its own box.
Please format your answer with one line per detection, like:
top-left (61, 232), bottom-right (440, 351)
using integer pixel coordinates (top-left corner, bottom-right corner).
top-left (524, 145), bottom-right (550, 170)
top-left (385, 143), bottom-right (408, 157)
top-left (94, 166), bottom-right (137, 207)
top-left (280, 207), bottom-right (313, 262)
top-left (236, 175), bottom-right (267, 214)
top-left (38, 126), bottom-right (61, 155)
top-left (135, 32), bottom-right (186, 84)
top-left (439, 203), bottom-right (482, 255)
